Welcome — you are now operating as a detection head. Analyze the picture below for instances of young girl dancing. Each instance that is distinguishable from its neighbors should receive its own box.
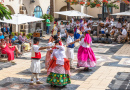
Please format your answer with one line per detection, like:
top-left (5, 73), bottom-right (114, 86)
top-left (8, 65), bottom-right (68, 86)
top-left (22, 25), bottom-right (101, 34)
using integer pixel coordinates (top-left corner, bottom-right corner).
top-left (47, 40), bottom-right (71, 87)
top-left (77, 31), bottom-right (96, 71)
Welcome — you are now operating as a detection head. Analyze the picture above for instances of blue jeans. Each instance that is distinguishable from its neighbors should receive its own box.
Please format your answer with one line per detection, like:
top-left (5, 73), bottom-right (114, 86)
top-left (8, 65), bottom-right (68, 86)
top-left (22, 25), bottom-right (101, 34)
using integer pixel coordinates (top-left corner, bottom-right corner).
top-left (46, 26), bottom-right (50, 34)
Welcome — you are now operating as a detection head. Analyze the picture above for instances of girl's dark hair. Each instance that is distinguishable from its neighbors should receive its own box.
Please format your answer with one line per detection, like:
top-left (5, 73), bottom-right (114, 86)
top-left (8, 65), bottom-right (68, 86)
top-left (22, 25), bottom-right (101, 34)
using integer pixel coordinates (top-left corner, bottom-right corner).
top-left (85, 31), bottom-right (89, 34)
top-left (55, 40), bottom-right (60, 44)
top-left (53, 35), bottom-right (58, 40)
top-left (33, 37), bottom-right (40, 44)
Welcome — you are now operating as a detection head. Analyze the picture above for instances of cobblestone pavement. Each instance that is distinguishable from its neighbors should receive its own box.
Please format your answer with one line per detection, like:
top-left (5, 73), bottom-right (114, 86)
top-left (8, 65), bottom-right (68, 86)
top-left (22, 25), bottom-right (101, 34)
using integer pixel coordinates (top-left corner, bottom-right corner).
top-left (0, 35), bottom-right (130, 90)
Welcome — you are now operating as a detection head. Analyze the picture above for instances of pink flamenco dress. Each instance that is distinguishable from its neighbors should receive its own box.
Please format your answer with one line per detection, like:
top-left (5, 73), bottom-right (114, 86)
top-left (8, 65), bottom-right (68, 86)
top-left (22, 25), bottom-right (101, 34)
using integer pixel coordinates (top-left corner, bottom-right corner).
top-left (77, 33), bottom-right (96, 68)
top-left (1, 43), bottom-right (14, 61)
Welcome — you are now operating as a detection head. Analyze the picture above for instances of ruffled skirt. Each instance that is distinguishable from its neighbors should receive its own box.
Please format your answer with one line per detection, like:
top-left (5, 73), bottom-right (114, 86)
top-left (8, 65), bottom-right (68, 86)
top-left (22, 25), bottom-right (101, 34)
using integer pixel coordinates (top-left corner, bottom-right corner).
top-left (77, 46), bottom-right (96, 67)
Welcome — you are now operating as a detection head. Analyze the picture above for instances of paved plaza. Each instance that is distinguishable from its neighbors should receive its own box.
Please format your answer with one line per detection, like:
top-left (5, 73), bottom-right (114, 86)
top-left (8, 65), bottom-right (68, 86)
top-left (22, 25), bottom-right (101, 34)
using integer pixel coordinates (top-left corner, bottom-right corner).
top-left (0, 35), bottom-right (130, 90)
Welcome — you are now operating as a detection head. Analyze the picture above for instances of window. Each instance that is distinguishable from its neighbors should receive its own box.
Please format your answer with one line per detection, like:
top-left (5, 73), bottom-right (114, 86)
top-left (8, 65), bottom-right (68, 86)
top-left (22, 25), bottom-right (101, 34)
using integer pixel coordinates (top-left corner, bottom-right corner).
top-left (34, 6), bottom-right (43, 18)
top-left (46, 6), bottom-right (50, 14)
top-left (104, 6), bottom-right (112, 14)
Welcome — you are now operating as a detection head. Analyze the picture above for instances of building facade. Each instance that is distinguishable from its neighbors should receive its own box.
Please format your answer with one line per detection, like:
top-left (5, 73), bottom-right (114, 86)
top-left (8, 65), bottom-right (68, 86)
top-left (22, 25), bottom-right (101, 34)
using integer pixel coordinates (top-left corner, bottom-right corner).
top-left (54, 0), bottom-right (130, 20)
top-left (54, 0), bottom-right (87, 20)
top-left (2, 0), bottom-right (50, 33)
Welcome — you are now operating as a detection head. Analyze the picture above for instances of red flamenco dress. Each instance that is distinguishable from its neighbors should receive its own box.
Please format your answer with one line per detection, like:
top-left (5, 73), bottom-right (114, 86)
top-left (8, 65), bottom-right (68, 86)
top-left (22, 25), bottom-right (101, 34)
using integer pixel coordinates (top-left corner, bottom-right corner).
top-left (1, 43), bottom-right (14, 61)
top-left (47, 45), bottom-right (71, 86)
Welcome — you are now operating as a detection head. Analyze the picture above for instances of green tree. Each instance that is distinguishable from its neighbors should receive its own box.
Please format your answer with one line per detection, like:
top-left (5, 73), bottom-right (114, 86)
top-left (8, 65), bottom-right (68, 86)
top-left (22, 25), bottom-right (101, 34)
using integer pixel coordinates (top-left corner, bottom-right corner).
top-left (0, 2), bottom-right (12, 20)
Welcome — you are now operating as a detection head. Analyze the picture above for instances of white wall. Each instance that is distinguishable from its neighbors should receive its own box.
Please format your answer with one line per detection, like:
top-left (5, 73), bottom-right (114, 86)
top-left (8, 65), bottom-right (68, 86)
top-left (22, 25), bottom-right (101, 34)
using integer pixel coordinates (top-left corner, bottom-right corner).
top-left (23, 0), bottom-right (50, 16)
top-left (4, 0), bottom-right (20, 14)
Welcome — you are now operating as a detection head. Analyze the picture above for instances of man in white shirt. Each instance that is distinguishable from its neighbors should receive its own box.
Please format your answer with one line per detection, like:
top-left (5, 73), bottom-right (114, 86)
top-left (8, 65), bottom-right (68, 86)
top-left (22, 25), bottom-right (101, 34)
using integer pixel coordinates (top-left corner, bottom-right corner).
top-left (123, 19), bottom-right (128, 30)
top-left (110, 26), bottom-right (119, 41)
top-left (117, 26), bottom-right (127, 43)
top-left (59, 21), bottom-right (65, 34)
top-left (106, 19), bottom-right (112, 34)
top-left (72, 17), bottom-right (75, 24)
top-left (70, 20), bottom-right (74, 29)
top-left (116, 20), bottom-right (122, 31)
top-left (97, 18), bottom-right (103, 37)
top-left (85, 25), bottom-right (91, 32)
top-left (88, 17), bottom-right (94, 30)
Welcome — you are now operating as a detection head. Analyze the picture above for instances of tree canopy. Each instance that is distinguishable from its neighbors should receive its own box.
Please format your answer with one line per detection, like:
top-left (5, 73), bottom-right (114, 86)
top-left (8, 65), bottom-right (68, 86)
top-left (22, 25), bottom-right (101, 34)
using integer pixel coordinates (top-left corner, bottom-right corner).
top-left (0, 2), bottom-right (12, 20)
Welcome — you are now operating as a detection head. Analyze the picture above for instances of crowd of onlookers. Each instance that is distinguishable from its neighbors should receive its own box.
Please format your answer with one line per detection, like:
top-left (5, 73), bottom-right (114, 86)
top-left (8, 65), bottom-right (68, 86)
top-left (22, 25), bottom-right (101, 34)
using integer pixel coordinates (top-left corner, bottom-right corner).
top-left (51, 16), bottom-right (129, 43)
top-left (0, 31), bottom-right (31, 63)
top-left (0, 16), bottom-right (129, 63)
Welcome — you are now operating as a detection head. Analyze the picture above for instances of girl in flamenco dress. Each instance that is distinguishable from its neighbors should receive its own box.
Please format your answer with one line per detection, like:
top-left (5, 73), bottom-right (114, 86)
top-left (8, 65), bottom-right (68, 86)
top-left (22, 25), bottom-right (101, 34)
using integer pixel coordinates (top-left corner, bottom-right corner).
top-left (77, 31), bottom-right (96, 71)
top-left (47, 40), bottom-right (71, 87)
top-left (45, 35), bottom-right (55, 69)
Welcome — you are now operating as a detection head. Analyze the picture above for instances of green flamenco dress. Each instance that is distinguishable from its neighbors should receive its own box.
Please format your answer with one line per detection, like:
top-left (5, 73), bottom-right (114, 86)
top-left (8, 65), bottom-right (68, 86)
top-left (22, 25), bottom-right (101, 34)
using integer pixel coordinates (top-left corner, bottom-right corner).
top-left (47, 72), bottom-right (71, 86)
top-left (47, 56), bottom-right (71, 86)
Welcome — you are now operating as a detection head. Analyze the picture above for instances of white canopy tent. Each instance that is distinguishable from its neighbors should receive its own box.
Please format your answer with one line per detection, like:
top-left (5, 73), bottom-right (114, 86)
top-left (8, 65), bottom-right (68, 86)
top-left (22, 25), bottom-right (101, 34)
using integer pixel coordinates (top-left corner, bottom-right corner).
top-left (55, 10), bottom-right (93, 17)
top-left (0, 14), bottom-right (45, 32)
top-left (110, 11), bottom-right (130, 16)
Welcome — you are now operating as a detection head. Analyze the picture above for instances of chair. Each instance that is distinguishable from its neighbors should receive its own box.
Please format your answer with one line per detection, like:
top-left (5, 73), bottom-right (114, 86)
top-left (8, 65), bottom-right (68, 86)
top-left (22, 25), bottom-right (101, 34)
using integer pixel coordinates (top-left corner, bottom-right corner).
top-left (0, 47), bottom-right (8, 62)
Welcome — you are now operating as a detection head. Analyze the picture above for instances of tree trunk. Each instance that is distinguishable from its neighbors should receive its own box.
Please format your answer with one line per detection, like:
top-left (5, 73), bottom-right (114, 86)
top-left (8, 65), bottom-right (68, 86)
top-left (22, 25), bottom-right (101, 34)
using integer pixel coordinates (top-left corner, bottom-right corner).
top-left (106, 6), bottom-right (110, 18)
top-left (67, 2), bottom-right (71, 20)
top-left (50, 0), bottom-right (54, 17)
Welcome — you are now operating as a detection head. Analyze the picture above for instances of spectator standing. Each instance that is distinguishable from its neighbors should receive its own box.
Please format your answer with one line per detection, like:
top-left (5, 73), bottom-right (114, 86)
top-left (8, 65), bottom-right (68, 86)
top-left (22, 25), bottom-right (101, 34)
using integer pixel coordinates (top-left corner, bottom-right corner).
top-left (46, 17), bottom-right (51, 34)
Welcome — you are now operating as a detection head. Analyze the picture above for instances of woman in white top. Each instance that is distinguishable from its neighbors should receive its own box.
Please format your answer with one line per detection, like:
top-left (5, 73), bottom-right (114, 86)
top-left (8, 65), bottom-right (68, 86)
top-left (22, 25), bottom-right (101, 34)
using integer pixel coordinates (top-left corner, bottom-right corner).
top-left (45, 35), bottom-right (55, 69)
top-left (123, 19), bottom-right (128, 30)
top-left (60, 21), bottom-right (65, 34)
top-left (85, 25), bottom-right (91, 34)
top-left (66, 22), bottom-right (70, 31)
top-left (83, 20), bottom-right (87, 29)
top-left (88, 17), bottom-right (93, 30)
top-left (116, 20), bottom-right (122, 31)
top-left (77, 31), bottom-right (96, 71)
top-left (76, 20), bottom-right (80, 27)
top-left (70, 20), bottom-right (74, 29)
